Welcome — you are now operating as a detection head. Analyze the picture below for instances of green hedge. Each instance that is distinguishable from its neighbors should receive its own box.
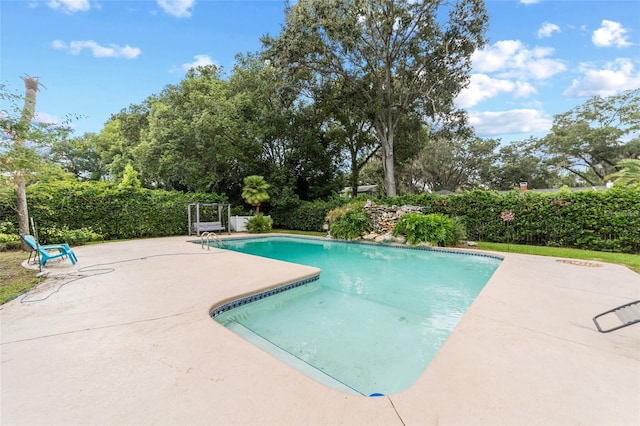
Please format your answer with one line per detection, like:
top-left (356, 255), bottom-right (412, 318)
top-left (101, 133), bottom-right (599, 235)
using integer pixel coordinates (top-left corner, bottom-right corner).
top-left (269, 194), bottom-right (350, 232)
top-left (0, 181), bottom-right (226, 242)
top-left (383, 187), bottom-right (640, 254)
top-left (2, 181), bottom-right (637, 253)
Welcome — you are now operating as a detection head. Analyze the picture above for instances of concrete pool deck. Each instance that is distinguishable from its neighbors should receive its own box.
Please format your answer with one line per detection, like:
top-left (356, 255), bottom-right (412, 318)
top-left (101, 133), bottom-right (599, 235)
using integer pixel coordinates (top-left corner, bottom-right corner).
top-left (1, 235), bottom-right (639, 425)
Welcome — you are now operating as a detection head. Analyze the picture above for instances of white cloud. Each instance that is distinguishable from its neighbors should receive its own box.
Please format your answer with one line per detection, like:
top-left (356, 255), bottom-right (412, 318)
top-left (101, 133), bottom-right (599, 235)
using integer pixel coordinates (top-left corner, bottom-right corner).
top-left (563, 58), bottom-right (640, 98)
top-left (472, 40), bottom-right (566, 80)
top-left (34, 112), bottom-right (62, 126)
top-left (592, 20), bottom-right (632, 48)
top-left (157, 0), bottom-right (195, 18)
top-left (472, 40), bottom-right (522, 72)
top-left (52, 40), bottom-right (142, 59)
top-left (182, 54), bottom-right (215, 71)
top-left (537, 22), bottom-right (560, 39)
top-left (170, 55), bottom-right (218, 74)
top-left (47, 0), bottom-right (91, 13)
top-left (520, 0), bottom-right (540, 5)
top-left (468, 109), bottom-right (552, 137)
top-left (456, 74), bottom-right (536, 108)
top-left (514, 81), bottom-right (537, 98)
top-left (523, 55), bottom-right (567, 80)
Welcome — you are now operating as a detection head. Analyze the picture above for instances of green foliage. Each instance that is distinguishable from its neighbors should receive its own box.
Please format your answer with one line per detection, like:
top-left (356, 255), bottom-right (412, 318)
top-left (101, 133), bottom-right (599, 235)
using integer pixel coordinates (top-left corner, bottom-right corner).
top-left (0, 233), bottom-right (19, 243)
top-left (384, 187), bottom-right (640, 253)
top-left (476, 242), bottom-right (640, 274)
top-left (270, 190), bottom-right (349, 231)
top-left (540, 88), bottom-right (640, 185)
top-left (242, 175), bottom-right (270, 214)
top-left (118, 164), bottom-right (142, 189)
top-left (246, 213), bottom-right (273, 233)
top-left (0, 221), bottom-right (17, 234)
top-left (392, 213), bottom-right (455, 246)
top-left (482, 138), bottom-right (567, 190)
top-left (329, 208), bottom-right (372, 240)
top-left (0, 180), bottom-right (226, 242)
top-left (0, 252), bottom-right (39, 304)
top-left (0, 221), bottom-right (23, 250)
top-left (264, 0), bottom-right (489, 196)
top-left (325, 199), bottom-right (367, 224)
top-left (607, 158), bottom-right (640, 187)
top-left (451, 216), bottom-right (468, 246)
top-left (38, 226), bottom-right (103, 245)
top-left (402, 129), bottom-right (499, 193)
top-left (49, 133), bottom-right (108, 180)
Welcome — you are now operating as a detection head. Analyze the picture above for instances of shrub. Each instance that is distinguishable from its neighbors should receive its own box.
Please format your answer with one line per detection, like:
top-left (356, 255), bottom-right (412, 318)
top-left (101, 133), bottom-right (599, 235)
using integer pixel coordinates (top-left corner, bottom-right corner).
top-left (246, 214), bottom-right (272, 233)
top-left (0, 223), bottom-right (21, 251)
top-left (0, 233), bottom-right (19, 243)
top-left (392, 213), bottom-right (455, 246)
top-left (1, 180), bottom-right (227, 241)
top-left (377, 187), bottom-right (640, 253)
top-left (37, 225), bottom-right (103, 245)
top-left (0, 240), bottom-right (22, 251)
top-left (270, 190), bottom-right (349, 231)
top-left (325, 200), bottom-right (367, 224)
top-left (0, 221), bottom-right (17, 234)
top-left (450, 216), bottom-right (468, 246)
top-left (329, 208), bottom-right (372, 240)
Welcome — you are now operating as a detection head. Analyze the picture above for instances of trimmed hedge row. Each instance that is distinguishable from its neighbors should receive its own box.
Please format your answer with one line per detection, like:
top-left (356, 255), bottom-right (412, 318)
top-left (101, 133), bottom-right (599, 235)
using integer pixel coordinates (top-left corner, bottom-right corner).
top-left (0, 181), bottom-right (225, 243)
top-left (2, 181), bottom-right (637, 253)
top-left (380, 187), bottom-right (640, 254)
top-left (269, 195), bottom-right (350, 231)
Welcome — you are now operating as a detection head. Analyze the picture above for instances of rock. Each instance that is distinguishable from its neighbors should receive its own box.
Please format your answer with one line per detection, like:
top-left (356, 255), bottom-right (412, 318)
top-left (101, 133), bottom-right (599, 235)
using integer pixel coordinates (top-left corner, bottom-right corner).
top-left (362, 232), bottom-right (378, 241)
top-left (363, 200), bottom-right (422, 235)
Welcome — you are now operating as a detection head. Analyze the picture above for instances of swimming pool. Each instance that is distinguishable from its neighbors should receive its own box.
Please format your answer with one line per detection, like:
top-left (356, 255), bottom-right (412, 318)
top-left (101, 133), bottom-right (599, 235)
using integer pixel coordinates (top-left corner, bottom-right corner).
top-left (212, 236), bottom-right (502, 396)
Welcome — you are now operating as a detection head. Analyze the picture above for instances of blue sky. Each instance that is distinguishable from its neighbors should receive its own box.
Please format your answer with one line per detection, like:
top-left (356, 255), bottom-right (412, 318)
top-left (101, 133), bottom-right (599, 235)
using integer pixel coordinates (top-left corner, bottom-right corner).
top-left (2, 0), bottom-right (639, 143)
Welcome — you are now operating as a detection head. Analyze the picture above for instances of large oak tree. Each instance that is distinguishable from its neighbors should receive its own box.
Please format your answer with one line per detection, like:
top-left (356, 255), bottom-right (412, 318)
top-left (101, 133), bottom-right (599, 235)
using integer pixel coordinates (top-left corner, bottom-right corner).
top-left (263, 0), bottom-right (489, 195)
top-left (541, 88), bottom-right (640, 185)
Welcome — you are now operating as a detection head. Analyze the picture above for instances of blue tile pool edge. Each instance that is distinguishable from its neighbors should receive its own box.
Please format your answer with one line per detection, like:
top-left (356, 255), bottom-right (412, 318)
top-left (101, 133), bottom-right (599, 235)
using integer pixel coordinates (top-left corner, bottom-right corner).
top-left (205, 235), bottom-right (503, 319)
top-left (210, 274), bottom-right (320, 318)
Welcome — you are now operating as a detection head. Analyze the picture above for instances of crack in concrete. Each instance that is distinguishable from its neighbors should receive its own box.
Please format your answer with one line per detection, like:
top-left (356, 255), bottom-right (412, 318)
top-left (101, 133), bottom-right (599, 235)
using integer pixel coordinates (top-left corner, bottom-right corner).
top-left (0, 309), bottom-right (200, 345)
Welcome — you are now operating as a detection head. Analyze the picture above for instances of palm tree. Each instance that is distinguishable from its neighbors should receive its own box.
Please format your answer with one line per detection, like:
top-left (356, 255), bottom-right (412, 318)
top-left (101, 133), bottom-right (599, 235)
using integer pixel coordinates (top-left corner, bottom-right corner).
top-left (242, 175), bottom-right (270, 214)
top-left (606, 159), bottom-right (640, 186)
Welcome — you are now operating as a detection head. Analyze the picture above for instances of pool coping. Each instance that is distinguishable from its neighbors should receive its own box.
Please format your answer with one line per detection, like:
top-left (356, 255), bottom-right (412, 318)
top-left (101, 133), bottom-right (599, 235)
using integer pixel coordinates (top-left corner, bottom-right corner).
top-left (1, 234), bottom-right (638, 425)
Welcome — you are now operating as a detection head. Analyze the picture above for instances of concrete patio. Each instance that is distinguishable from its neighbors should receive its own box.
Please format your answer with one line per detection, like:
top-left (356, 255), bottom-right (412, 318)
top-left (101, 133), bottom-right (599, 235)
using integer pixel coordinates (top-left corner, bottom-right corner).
top-left (1, 235), bottom-right (639, 425)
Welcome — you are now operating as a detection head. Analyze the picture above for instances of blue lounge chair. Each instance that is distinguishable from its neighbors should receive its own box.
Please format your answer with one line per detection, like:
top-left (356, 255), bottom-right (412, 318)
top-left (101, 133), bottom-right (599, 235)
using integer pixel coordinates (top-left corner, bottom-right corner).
top-left (21, 234), bottom-right (78, 267)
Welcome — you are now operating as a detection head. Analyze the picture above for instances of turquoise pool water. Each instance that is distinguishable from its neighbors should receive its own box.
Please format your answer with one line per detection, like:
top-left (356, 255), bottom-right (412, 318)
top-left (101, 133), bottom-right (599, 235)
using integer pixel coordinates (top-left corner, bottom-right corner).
top-left (213, 237), bottom-right (501, 396)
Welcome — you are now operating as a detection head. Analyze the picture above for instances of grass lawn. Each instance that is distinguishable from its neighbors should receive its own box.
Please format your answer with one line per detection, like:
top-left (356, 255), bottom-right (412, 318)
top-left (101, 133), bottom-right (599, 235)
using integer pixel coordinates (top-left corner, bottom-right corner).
top-left (477, 242), bottom-right (640, 274)
top-left (0, 251), bottom-right (38, 305)
top-left (272, 229), bottom-right (326, 237)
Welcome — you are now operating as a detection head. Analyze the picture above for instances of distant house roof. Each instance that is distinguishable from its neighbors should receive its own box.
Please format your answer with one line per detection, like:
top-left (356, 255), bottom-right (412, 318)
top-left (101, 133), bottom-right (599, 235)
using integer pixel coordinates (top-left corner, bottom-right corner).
top-left (341, 184), bottom-right (378, 196)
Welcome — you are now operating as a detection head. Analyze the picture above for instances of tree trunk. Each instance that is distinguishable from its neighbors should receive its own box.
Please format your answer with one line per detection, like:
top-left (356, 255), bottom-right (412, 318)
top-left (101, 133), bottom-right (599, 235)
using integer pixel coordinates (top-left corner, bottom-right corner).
top-left (17, 77), bottom-right (39, 246)
top-left (350, 154), bottom-right (359, 198)
top-left (376, 119), bottom-right (397, 196)
top-left (16, 173), bottom-right (29, 237)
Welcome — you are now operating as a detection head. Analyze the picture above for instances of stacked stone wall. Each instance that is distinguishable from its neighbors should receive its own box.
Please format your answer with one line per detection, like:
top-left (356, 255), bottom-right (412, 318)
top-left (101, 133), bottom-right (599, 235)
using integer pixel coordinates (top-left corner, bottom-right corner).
top-left (361, 200), bottom-right (422, 243)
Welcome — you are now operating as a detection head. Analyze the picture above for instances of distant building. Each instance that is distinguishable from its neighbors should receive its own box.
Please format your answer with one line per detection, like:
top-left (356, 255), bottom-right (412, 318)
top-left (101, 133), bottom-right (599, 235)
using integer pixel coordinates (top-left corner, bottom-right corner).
top-left (341, 184), bottom-right (379, 197)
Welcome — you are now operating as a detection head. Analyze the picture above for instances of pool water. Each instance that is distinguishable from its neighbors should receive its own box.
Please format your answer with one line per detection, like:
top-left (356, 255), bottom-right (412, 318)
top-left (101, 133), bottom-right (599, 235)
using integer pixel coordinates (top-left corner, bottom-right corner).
top-left (214, 237), bottom-right (501, 396)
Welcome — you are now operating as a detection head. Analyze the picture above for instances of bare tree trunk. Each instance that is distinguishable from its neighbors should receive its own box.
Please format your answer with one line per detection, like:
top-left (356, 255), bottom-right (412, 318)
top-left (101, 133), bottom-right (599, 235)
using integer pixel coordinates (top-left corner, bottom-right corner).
top-left (17, 77), bottom-right (39, 246)
top-left (350, 162), bottom-right (359, 198)
top-left (376, 119), bottom-right (397, 197)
